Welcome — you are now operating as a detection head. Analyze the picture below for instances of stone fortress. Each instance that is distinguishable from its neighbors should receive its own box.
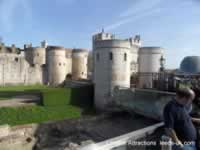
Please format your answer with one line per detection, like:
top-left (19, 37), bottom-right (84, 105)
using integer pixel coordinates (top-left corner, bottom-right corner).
top-left (0, 30), bottom-right (165, 110)
top-left (0, 41), bottom-right (89, 86)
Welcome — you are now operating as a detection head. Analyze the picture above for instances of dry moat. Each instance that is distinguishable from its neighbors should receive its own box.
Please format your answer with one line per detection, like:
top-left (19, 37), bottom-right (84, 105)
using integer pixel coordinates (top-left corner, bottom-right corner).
top-left (0, 112), bottom-right (158, 150)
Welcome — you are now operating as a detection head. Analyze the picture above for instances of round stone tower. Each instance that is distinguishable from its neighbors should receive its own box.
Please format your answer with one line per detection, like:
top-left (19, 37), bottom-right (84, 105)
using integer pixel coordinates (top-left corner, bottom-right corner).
top-left (129, 36), bottom-right (141, 75)
top-left (93, 39), bottom-right (131, 110)
top-left (72, 49), bottom-right (88, 80)
top-left (138, 47), bottom-right (164, 88)
top-left (47, 46), bottom-right (67, 86)
top-left (25, 47), bottom-right (46, 66)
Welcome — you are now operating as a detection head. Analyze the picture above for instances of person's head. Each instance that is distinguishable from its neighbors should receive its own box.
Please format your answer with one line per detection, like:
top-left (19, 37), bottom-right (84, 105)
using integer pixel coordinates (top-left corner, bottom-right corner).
top-left (176, 88), bottom-right (195, 105)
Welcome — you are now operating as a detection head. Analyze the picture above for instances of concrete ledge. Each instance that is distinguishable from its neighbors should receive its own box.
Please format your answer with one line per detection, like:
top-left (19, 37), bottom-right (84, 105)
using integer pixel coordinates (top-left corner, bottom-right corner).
top-left (0, 124), bottom-right (38, 141)
top-left (0, 124), bottom-right (10, 138)
top-left (134, 88), bottom-right (175, 95)
top-left (80, 122), bottom-right (164, 150)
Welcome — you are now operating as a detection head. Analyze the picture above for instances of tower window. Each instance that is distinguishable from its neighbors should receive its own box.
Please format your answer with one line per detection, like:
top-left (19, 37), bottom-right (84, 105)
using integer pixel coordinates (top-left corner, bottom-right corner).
top-left (15, 57), bottom-right (19, 62)
top-left (96, 53), bottom-right (100, 61)
top-left (124, 53), bottom-right (127, 61)
top-left (109, 52), bottom-right (113, 60)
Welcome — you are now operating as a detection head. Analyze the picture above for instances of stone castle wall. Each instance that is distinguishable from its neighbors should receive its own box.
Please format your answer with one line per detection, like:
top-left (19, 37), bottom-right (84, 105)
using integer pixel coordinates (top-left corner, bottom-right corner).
top-left (112, 88), bottom-right (174, 120)
top-left (0, 44), bottom-right (88, 86)
top-left (25, 47), bottom-right (46, 66)
top-left (0, 53), bottom-right (44, 85)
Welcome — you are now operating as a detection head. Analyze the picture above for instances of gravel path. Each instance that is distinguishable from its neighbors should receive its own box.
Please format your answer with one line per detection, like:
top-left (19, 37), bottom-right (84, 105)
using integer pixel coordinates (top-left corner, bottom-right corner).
top-left (0, 95), bottom-right (40, 108)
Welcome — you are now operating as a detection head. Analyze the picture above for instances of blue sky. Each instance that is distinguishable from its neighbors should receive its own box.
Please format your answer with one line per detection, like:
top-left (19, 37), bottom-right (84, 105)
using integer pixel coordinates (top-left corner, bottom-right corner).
top-left (0, 0), bottom-right (200, 69)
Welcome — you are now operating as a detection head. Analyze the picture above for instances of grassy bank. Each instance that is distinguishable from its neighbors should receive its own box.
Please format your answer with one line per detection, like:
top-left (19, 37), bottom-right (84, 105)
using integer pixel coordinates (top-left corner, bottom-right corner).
top-left (0, 85), bottom-right (48, 92)
top-left (0, 106), bottom-right (81, 125)
top-left (0, 85), bottom-right (94, 126)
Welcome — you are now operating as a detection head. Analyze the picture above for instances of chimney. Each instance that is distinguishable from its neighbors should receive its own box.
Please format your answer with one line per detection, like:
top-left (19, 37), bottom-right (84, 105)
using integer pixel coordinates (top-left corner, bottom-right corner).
top-left (11, 44), bottom-right (16, 53)
top-left (41, 40), bottom-right (48, 48)
top-left (12, 44), bottom-right (15, 48)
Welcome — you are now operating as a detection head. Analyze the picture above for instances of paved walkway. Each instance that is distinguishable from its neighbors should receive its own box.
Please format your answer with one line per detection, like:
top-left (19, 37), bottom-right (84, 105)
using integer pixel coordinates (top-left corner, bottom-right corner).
top-left (0, 95), bottom-right (40, 108)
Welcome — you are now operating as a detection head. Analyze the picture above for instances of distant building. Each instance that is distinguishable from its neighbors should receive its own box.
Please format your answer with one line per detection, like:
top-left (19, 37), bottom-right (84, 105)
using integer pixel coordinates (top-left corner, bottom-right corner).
top-left (180, 56), bottom-right (200, 74)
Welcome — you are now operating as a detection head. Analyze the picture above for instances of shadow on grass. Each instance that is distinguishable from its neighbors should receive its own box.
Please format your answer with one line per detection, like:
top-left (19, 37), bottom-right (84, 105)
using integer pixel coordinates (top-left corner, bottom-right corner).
top-left (0, 91), bottom-right (41, 99)
top-left (69, 85), bottom-right (96, 116)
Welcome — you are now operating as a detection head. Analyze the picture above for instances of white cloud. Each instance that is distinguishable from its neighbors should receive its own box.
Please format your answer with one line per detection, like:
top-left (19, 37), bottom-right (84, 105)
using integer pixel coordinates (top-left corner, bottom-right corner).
top-left (104, 8), bottom-right (161, 31)
top-left (103, 0), bottom-right (200, 31)
top-left (119, 0), bottom-right (162, 18)
top-left (100, 0), bottom-right (163, 31)
top-left (0, 0), bottom-right (32, 32)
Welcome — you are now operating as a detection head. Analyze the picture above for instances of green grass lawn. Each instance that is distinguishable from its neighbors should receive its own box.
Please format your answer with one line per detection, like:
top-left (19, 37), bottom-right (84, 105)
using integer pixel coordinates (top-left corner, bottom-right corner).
top-left (0, 106), bottom-right (81, 126)
top-left (42, 88), bottom-right (72, 106)
top-left (0, 85), bottom-right (94, 126)
top-left (0, 85), bottom-right (48, 92)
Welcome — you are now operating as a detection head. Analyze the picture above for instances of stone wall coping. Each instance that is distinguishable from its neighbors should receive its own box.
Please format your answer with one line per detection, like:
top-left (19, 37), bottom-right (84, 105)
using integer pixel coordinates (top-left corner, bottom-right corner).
top-left (134, 88), bottom-right (175, 95)
top-left (80, 122), bottom-right (164, 150)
